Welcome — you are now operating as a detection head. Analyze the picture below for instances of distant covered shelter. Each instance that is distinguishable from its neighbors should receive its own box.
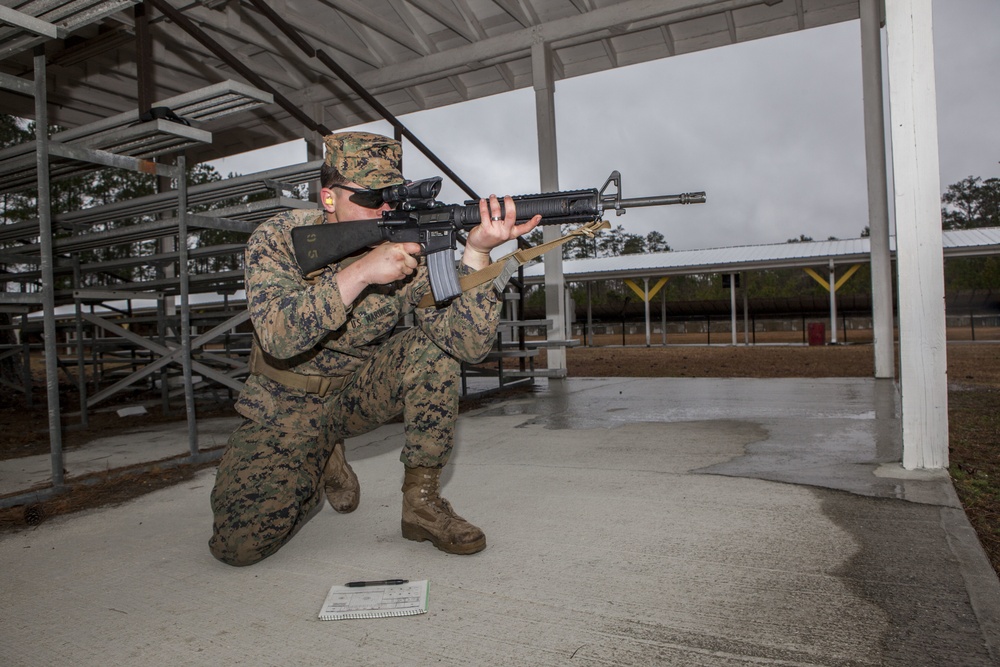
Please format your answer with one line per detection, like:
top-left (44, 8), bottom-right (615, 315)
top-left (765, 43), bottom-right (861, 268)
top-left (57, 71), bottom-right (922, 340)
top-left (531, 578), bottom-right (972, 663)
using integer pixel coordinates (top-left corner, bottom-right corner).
top-left (522, 227), bottom-right (1000, 345)
top-left (0, 1), bottom-right (956, 473)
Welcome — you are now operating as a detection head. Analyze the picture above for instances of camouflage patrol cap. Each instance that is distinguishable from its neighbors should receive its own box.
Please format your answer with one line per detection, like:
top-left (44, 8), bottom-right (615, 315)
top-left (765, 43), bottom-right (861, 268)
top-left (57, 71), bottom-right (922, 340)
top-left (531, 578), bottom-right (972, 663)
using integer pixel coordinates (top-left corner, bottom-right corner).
top-left (323, 132), bottom-right (403, 189)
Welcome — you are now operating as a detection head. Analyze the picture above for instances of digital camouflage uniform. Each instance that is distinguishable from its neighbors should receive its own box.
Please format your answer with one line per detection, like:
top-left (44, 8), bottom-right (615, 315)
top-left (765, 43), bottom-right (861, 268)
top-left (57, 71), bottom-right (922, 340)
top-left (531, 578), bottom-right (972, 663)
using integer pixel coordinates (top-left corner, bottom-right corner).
top-left (209, 133), bottom-right (502, 566)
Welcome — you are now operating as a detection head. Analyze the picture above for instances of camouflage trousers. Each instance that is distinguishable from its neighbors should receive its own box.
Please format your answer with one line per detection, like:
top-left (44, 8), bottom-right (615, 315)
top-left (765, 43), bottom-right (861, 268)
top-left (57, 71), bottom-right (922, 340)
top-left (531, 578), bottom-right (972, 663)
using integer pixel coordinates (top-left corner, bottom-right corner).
top-left (209, 326), bottom-right (461, 566)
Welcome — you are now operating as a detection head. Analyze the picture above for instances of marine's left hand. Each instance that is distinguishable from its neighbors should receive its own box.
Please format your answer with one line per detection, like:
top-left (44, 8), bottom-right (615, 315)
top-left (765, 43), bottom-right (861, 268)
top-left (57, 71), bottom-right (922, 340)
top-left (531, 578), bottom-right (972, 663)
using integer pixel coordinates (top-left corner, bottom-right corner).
top-left (463, 195), bottom-right (542, 269)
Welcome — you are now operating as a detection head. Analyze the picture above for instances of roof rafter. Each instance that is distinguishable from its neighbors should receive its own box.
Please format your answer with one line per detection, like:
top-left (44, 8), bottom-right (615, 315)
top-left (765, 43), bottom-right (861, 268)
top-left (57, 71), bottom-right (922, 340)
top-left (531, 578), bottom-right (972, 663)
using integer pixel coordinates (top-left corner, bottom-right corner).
top-left (388, 0), bottom-right (439, 56)
top-left (491, 0), bottom-right (535, 29)
top-left (406, 0), bottom-right (479, 43)
top-left (318, 0), bottom-right (430, 56)
top-left (360, 0), bottom-right (771, 93)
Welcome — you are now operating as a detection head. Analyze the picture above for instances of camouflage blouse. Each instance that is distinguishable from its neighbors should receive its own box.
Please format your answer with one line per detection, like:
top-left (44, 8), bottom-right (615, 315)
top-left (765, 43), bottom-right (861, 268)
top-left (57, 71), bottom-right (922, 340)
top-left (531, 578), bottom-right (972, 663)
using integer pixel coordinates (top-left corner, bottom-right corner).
top-left (235, 208), bottom-right (502, 430)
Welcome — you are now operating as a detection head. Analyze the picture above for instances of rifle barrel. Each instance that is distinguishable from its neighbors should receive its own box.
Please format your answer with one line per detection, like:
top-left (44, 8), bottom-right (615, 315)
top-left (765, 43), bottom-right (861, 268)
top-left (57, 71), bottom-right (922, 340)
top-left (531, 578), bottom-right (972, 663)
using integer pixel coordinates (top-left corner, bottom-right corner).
top-left (607, 192), bottom-right (707, 210)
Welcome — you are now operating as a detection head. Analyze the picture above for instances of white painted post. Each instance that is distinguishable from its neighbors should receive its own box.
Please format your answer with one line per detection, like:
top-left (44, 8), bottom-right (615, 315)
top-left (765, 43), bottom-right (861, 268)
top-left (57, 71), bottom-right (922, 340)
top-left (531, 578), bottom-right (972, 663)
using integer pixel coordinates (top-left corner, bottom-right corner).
top-left (586, 281), bottom-right (593, 347)
top-left (829, 259), bottom-right (838, 344)
top-left (730, 273), bottom-right (737, 346)
top-left (860, 0), bottom-right (895, 378)
top-left (643, 278), bottom-right (651, 347)
top-left (742, 274), bottom-right (749, 345)
top-left (661, 287), bottom-right (667, 346)
top-left (885, 0), bottom-right (949, 469)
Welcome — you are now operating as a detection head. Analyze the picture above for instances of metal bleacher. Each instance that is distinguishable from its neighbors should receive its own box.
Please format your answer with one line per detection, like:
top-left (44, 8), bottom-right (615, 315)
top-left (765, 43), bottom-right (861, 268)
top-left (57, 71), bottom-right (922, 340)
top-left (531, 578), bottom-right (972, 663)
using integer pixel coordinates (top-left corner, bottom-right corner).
top-left (0, 80), bottom-right (275, 194)
top-left (0, 2), bottom-right (295, 486)
top-left (0, 0), bottom-right (139, 60)
top-left (0, 0), bottom-right (554, 504)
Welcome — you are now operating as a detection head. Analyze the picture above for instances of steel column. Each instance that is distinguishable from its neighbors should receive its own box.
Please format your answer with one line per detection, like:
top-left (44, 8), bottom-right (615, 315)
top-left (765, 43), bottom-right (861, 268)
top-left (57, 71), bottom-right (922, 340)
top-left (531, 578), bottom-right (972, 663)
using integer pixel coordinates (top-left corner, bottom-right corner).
top-left (860, 0), bottom-right (895, 377)
top-left (533, 41), bottom-right (566, 375)
top-left (33, 49), bottom-right (64, 489)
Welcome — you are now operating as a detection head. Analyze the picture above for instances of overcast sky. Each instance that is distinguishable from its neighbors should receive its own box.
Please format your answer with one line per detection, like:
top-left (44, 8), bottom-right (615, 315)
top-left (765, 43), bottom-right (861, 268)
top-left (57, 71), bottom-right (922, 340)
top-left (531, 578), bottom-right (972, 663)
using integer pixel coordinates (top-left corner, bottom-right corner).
top-left (212, 0), bottom-right (1000, 253)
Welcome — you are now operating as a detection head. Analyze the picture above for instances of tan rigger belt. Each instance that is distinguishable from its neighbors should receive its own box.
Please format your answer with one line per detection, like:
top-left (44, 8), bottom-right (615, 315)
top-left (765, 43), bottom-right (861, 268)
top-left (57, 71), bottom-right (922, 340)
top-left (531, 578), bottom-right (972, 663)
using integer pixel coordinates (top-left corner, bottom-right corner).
top-left (248, 342), bottom-right (347, 397)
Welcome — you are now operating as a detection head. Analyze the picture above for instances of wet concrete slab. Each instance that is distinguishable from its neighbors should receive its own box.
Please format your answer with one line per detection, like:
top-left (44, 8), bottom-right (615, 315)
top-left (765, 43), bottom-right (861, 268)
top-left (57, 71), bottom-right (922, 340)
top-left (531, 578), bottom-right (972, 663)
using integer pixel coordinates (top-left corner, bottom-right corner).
top-left (1, 377), bottom-right (997, 666)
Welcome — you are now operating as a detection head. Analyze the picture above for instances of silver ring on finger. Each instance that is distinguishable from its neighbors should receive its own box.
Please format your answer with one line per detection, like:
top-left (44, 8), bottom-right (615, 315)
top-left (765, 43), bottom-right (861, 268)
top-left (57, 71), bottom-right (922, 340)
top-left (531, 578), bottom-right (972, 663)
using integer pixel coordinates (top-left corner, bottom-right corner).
top-left (490, 216), bottom-right (502, 222)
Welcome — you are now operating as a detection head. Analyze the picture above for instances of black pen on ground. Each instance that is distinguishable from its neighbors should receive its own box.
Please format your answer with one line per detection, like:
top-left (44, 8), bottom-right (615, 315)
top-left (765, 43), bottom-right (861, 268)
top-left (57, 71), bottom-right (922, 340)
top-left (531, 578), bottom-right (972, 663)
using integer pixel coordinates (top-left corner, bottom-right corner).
top-left (345, 579), bottom-right (408, 587)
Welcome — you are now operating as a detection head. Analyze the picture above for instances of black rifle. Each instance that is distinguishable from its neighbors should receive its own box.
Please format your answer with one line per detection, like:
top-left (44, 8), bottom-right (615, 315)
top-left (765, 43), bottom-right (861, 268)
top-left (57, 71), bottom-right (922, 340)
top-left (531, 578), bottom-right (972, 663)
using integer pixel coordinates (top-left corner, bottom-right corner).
top-left (291, 171), bottom-right (705, 304)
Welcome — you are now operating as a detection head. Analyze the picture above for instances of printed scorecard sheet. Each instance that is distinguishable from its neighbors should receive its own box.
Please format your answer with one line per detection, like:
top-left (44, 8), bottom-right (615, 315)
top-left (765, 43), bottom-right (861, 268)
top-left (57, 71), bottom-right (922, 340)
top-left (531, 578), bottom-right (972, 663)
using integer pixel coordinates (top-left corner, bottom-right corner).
top-left (318, 580), bottom-right (428, 620)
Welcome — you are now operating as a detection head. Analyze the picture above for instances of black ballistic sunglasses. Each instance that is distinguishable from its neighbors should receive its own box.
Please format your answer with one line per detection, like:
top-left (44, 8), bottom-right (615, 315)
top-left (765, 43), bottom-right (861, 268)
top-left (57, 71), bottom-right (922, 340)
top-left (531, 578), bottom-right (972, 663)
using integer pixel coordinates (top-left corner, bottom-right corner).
top-left (333, 184), bottom-right (394, 210)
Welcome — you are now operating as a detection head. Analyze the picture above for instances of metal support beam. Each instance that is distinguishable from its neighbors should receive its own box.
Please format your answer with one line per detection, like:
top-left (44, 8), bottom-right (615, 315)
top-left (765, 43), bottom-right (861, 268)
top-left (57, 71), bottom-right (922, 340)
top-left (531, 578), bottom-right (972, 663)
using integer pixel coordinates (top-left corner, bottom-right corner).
top-left (730, 273), bottom-right (737, 345)
top-left (534, 40), bottom-right (566, 375)
top-left (80, 310), bottom-right (246, 407)
top-left (742, 272), bottom-right (749, 345)
top-left (48, 140), bottom-right (186, 178)
top-left (662, 286), bottom-right (668, 346)
top-left (0, 71), bottom-right (33, 96)
top-left (828, 259), bottom-right (838, 344)
top-left (0, 5), bottom-right (62, 39)
top-left (135, 1), bottom-right (154, 114)
top-left (644, 278), bottom-right (652, 346)
top-left (860, 0), bottom-right (894, 378)
top-left (586, 281), bottom-right (593, 347)
top-left (33, 49), bottom-right (65, 490)
top-left (625, 277), bottom-right (669, 348)
top-left (176, 156), bottom-right (198, 456)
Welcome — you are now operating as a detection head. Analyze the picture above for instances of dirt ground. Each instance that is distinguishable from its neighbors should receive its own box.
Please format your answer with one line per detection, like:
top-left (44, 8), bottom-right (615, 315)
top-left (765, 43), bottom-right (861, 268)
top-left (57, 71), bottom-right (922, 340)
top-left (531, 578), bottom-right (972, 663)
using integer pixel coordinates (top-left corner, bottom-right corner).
top-left (2, 336), bottom-right (998, 575)
top-left (568, 340), bottom-right (1000, 385)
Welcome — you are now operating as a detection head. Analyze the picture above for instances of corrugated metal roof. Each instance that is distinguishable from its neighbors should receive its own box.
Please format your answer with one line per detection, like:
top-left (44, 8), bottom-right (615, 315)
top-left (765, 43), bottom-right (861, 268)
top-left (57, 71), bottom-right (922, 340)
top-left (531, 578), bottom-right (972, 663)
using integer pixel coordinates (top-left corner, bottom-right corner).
top-left (0, 0), bottom-right (862, 164)
top-left (520, 227), bottom-right (1000, 283)
top-left (942, 227), bottom-right (1000, 257)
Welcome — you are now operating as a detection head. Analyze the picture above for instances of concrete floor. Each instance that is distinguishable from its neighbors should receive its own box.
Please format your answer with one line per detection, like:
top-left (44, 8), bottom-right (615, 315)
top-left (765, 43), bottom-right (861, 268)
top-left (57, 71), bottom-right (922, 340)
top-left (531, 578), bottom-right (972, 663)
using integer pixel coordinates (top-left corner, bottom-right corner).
top-left (1, 377), bottom-right (998, 666)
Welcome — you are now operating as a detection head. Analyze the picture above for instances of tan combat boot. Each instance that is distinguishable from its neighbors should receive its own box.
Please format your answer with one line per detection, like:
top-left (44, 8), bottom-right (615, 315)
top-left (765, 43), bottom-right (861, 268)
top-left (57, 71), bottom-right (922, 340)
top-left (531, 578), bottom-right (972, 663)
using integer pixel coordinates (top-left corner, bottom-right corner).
top-left (323, 438), bottom-right (360, 513)
top-left (401, 466), bottom-right (486, 555)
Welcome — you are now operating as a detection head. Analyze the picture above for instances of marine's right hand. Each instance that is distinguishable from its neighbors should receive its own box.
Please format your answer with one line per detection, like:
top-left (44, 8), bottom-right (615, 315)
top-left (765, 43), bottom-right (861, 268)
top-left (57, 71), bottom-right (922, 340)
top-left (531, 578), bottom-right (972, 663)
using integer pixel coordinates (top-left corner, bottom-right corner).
top-left (336, 241), bottom-right (422, 306)
top-left (358, 242), bottom-right (422, 285)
